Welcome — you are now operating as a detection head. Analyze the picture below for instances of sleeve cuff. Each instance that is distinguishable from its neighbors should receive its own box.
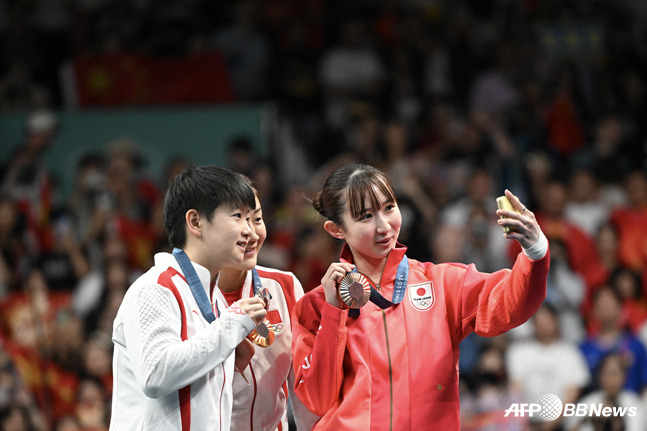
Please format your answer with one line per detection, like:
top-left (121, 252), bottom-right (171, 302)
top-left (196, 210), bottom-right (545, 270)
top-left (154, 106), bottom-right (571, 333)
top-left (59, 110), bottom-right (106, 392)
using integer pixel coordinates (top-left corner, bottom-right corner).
top-left (522, 232), bottom-right (548, 261)
top-left (225, 302), bottom-right (257, 333)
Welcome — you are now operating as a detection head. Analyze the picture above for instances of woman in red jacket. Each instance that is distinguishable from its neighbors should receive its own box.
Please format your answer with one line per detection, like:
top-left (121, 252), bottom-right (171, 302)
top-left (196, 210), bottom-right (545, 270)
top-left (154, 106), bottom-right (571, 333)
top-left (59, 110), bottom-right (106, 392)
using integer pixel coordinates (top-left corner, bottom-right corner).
top-left (292, 164), bottom-right (550, 430)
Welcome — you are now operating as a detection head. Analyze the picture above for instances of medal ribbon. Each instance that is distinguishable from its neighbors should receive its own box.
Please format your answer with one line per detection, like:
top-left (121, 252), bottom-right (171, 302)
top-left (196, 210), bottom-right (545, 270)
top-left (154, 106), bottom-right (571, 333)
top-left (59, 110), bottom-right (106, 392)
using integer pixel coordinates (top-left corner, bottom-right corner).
top-left (172, 248), bottom-right (217, 323)
top-left (348, 255), bottom-right (409, 317)
top-left (251, 268), bottom-right (263, 295)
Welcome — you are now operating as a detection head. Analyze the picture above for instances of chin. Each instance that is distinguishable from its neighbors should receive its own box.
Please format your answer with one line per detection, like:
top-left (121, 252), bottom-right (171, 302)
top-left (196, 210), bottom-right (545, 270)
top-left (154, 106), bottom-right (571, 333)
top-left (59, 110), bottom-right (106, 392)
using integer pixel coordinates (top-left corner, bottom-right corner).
top-left (242, 259), bottom-right (257, 270)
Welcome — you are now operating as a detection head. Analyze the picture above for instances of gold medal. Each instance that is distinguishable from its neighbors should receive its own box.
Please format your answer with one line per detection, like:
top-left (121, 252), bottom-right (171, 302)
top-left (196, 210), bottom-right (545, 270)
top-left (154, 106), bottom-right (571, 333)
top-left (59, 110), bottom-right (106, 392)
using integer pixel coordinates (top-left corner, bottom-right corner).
top-left (339, 272), bottom-right (371, 308)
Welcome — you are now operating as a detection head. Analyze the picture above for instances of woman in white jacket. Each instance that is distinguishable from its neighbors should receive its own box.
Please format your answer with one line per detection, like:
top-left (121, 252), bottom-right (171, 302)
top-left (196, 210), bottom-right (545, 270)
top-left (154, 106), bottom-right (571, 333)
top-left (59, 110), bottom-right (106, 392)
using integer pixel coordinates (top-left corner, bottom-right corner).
top-left (218, 185), bottom-right (318, 431)
top-left (110, 166), bottom-right (267, 430)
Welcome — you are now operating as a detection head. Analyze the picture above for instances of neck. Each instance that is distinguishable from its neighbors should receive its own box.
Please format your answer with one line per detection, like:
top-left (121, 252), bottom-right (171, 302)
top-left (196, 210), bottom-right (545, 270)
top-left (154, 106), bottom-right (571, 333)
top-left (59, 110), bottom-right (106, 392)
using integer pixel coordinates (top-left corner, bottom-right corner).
top-left (352, 252), bottom-right (388, 286)
top-left (182, 246), bottom-right (219, 284)
top-left (218, 268), bottom-right (248, 293)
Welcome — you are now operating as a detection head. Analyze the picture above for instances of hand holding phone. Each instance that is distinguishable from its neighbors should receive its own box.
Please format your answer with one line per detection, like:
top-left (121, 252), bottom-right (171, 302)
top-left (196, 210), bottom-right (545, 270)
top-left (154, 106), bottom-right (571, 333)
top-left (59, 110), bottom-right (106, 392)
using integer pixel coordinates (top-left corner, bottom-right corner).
top-left (496, 195), bottom-right (520, 234)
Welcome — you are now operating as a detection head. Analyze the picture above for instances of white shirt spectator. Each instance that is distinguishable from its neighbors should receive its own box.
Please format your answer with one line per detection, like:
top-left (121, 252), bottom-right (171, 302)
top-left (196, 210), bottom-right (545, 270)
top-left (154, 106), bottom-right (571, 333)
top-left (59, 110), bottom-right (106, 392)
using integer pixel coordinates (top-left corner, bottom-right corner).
top-left (506, 339), bottom-right (590, 403)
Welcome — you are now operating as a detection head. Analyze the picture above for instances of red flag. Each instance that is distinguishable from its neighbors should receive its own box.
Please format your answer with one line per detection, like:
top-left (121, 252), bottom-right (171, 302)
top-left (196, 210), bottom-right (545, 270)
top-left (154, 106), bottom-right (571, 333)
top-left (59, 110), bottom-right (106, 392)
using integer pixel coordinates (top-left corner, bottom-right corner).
top-left (74, 52), bottom-right (236, 106)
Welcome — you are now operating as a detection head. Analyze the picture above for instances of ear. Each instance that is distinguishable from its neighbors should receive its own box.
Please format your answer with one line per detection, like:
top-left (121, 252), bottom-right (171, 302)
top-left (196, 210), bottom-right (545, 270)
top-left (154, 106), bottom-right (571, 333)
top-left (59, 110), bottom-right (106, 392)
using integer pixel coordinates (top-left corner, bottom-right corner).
top-left (324, 220), bottom-right (345, 240)
top-left (185, 209), bottom-right (202, 238)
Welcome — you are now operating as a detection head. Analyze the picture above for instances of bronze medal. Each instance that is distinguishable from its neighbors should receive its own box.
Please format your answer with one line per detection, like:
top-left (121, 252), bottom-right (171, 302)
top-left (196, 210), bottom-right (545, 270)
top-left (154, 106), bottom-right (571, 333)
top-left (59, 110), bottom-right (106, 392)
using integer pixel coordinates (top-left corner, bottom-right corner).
top-left (339, 272), bottom-right (371, 309)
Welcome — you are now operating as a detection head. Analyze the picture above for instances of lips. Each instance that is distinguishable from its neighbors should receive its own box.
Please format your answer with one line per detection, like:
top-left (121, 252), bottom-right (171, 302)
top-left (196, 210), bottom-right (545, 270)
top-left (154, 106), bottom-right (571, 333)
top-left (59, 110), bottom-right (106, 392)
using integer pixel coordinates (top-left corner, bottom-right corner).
top-left (376, 237), bottom-right (392, 247)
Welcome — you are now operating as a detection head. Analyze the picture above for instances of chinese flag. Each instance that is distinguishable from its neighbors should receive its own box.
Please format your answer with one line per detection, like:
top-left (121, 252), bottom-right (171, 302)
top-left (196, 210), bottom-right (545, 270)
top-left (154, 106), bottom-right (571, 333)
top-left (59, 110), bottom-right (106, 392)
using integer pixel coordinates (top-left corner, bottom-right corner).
top-left (74, 52), bottom-right (236, 106)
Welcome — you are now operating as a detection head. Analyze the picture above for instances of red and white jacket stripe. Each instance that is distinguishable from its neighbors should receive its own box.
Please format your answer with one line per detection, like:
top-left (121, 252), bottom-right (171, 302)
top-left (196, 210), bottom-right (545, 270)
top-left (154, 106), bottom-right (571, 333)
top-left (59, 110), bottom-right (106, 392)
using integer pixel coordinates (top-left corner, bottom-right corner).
top-left (292, 243), bottom-right (549, 430)
top-left (110, 252), bottom-right (255, 431)
top-left (216, 265), bottom-right (319, 431)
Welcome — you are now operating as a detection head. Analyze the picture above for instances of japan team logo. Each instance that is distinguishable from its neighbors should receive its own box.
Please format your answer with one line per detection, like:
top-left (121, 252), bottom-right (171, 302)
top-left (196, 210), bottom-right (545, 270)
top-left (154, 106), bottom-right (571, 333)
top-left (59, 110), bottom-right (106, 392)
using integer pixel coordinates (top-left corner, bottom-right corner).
top-left (408, 282), bottom-right (434, 311)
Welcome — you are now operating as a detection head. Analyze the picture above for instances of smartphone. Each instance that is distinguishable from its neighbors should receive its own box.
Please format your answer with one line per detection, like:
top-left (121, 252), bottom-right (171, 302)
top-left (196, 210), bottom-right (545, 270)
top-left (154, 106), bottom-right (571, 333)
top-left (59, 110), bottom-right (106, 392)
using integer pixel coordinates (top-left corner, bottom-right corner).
top-left (496, 195), bottom-right (518, 233)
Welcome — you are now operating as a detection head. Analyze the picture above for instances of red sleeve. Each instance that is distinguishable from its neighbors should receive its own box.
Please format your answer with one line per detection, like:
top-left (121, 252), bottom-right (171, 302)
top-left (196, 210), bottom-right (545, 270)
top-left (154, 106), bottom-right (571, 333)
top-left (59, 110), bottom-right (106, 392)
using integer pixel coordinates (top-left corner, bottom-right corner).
top-left (456, 249), bottom-right (550, 339)
top-left (291, 288), bottom-right (348, 416)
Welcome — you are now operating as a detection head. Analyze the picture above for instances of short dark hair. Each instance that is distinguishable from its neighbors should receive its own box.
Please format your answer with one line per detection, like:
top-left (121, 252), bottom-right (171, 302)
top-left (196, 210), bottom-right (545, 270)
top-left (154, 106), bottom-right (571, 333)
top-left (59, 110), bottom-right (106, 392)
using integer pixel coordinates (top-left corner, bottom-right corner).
top-left (163, 165), bottom-right (256, 248)
top-left (312, 164), bottom-right (397, 227)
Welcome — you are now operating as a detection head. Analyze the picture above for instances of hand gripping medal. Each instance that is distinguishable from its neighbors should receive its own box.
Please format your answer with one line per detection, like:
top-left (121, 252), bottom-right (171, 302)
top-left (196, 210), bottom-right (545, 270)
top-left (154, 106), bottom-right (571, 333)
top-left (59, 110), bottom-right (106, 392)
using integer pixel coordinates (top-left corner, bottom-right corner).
top-left (339, 272), bottom-right (372, 309)
top-left (247, 287), bottom-right (275, 347)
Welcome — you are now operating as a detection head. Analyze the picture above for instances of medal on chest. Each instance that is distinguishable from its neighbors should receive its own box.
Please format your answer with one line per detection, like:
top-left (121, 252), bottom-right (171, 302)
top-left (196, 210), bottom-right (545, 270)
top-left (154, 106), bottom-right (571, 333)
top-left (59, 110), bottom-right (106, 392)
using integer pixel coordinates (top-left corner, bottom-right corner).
top-left (247, 269), bottom-right (276, 347)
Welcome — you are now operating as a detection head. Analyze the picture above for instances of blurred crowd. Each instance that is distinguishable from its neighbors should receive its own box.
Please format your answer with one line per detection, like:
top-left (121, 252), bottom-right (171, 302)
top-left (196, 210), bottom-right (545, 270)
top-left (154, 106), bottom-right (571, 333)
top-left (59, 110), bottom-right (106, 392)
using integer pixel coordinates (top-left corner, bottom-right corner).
top-left (2, 0), bottom-right (647, 430)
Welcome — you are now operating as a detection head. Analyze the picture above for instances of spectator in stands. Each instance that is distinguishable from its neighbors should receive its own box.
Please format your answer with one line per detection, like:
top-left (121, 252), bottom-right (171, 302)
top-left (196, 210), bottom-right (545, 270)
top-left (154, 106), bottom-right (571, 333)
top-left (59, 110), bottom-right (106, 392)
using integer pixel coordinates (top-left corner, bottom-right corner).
top-left (0, 195), bottom-right (27, 297)
top-left (565, 168), bottom-right (611, 238)
top-left (506, 304), bottom-right (590, 413)
top-left (441, 167), bottom-right (508, 272)
top-left (1, 110), bottom-right (58, 255)
top-left (544, 240), bottom-right (586, 343)
top-left (609, 171), bottom-right (647, 278)
top-left (580, 286), bottom-right (647, 394)
top-left (212, 0), bottom-right (270, 100)
top-left (611, 267), bottom-right (647, 334)
top-left (565, 353), bottom-right (645, 431)
top-left (319, 18), bottom-right (385, 129)
top-left (596, 223), bottom-right (621, 276)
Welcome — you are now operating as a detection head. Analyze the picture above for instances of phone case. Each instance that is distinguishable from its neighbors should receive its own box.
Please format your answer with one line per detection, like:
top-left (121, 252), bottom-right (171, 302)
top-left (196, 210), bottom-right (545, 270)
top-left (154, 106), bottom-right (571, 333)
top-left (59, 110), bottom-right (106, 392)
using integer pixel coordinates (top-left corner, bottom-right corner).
top-left (496, 195), bottom-right (519, 233)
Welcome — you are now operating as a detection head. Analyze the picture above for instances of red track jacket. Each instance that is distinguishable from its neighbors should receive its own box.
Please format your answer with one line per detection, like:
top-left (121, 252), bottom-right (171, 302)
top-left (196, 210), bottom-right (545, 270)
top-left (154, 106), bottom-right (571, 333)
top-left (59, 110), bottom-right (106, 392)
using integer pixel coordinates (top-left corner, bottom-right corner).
top-left (292, 243), bottom-right (549, 430)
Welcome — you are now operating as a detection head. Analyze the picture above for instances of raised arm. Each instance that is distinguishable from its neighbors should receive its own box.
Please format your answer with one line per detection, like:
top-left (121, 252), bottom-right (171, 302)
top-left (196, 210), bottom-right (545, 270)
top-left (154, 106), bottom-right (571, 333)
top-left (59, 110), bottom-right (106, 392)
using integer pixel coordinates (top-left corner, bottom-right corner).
top-left (116, 283), bottom-right (262, 398)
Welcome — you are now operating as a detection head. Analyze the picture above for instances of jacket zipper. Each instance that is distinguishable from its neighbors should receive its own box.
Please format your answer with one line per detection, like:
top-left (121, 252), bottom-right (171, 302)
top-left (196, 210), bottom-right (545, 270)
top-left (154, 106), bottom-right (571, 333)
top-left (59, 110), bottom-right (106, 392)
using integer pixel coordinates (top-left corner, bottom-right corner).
top-left (382, 310), bottom-right (393, 431)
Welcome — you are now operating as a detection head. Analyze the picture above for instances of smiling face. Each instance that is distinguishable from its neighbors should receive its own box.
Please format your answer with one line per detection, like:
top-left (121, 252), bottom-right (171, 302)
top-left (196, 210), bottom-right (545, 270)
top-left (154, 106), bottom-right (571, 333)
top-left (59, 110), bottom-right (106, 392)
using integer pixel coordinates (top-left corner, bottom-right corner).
top-left (233, 196), bottom-right (266, 271)
top-left (334, 187), bottom-right (402, 266)
top-left (198, 203), bottom-right (254, 273)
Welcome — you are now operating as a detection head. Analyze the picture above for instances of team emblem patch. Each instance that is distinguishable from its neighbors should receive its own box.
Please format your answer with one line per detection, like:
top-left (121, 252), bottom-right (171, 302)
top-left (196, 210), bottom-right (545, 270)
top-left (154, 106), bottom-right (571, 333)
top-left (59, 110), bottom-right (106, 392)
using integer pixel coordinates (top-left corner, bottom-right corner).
top-left (408, 282), bottom-right (434, 311)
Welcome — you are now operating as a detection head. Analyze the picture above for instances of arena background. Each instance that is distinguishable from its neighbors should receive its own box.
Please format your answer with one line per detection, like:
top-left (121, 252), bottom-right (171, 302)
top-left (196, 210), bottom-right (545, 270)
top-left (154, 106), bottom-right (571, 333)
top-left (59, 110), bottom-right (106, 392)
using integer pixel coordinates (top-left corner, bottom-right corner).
top-left (1, 1), bottom-right (646, 430)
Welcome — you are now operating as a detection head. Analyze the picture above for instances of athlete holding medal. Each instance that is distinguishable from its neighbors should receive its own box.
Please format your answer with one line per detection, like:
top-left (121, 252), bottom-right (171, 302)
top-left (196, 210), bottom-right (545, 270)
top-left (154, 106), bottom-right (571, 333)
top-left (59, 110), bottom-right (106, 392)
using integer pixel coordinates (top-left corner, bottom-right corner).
top-left (217, 181), bottom-right (318, 431)
top-left (291, 164), bottom-right (550, 430)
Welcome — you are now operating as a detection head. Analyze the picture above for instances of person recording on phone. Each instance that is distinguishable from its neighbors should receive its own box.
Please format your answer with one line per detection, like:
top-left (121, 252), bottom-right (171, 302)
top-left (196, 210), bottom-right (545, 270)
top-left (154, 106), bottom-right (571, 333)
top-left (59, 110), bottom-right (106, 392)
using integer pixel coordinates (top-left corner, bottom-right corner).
top-left (109, 165), bottom-right (267, 430)
top-left (291, 163), bottom-right (550, 430)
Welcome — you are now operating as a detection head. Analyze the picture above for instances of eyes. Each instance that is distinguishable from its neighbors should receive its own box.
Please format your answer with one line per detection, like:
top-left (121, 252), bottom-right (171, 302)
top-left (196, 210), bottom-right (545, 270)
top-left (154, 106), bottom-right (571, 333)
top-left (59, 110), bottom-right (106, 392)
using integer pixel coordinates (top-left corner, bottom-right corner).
top-left (356, 203), bottom-right (396, 221)
top-left (232, 210), bottom-right (264, 225)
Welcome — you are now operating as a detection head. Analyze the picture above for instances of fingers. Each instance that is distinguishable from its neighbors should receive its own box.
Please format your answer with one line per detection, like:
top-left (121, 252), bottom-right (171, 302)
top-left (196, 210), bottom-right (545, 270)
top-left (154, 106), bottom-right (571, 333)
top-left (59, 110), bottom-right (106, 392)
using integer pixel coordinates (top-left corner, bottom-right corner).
top-left (496, 191), bottom-right (541, 249)
top-left (322, 262), bottom-right (355, 286)
top-left (237, 297), bottom-right (267, 325)
top-left (504, 189), bottom-right (526, 213)
top-left (321, 262), bottom-right (355, 308)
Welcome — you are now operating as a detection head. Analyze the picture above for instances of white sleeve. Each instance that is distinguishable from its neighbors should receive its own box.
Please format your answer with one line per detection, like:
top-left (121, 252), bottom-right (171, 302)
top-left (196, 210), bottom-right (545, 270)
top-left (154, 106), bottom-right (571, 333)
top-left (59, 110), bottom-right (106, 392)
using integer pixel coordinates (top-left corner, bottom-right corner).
top-left (292, 274), bottom-right (305, 302)
top-left (121, 283), bottom-right (256, 398)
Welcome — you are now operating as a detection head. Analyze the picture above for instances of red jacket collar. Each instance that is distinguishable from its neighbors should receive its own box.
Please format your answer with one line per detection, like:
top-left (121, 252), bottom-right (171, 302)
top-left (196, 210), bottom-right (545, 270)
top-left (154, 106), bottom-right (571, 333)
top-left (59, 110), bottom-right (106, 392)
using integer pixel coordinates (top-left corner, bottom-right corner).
top-left (339, 242), bottom-right (408, 290)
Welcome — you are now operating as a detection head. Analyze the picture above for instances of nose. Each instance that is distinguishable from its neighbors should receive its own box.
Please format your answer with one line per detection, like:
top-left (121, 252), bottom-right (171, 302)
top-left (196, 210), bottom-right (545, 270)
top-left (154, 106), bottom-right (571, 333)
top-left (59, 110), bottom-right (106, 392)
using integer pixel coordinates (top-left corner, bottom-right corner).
top-left (248, 222), bottom-right (260, 243)
top-left (375, 212), bottom-right (389, 233)
top-left (242, 219), bottom-right (253, 238)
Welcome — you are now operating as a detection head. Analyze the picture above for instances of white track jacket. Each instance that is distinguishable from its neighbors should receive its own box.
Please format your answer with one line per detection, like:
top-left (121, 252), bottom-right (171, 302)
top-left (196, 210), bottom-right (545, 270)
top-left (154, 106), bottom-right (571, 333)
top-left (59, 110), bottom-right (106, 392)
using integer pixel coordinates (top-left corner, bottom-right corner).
top-left (110, 252), bottom-right (255, 430)
top-left (216, 266), bottom-right (318, 431)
